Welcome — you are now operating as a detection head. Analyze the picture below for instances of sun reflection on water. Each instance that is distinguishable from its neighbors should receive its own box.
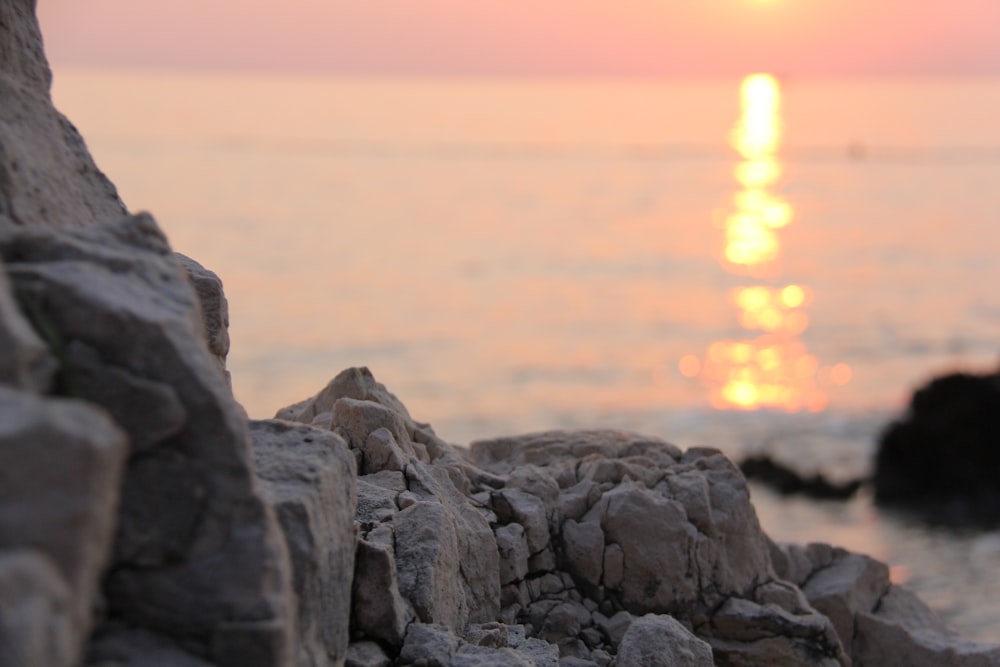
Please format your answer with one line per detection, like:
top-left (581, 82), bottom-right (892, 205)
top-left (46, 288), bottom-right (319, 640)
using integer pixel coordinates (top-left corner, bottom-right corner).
top-left (683, 73), bottom-right (851, 412)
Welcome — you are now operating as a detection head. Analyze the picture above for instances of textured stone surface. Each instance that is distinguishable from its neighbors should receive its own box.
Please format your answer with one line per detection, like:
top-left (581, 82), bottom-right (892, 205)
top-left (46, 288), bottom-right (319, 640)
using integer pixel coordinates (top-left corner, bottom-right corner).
top-left (853, 585), bottom-right (1000, 667)
top-left (801, 550), bottom-right (890, 649)
top-left (352, 535), bottom-right (414, 646)
top-left (2, 218), bottom-right (295, 664)
top-left (707, 597), bottom-right (847, 666)
top-left (0, 550), bottom-right (74, 667)
top-left (0, 0), bottom-right (126, 233)
top-left (616, 614), bottom-right (713, 667)
top-left (345, 640), bottom-right (391, 667)
top-left (0, 387), bottom-right (126, 657)
top-left (251, 420), bottom-right (358, 667)
top-left (176, 253), bottom-right (231, 385)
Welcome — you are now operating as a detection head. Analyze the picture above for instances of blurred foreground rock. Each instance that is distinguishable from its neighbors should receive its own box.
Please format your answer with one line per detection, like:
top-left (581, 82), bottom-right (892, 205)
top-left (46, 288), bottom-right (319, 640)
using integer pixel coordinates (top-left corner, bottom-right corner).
top-left (1, 0), bottom-right (999, 665)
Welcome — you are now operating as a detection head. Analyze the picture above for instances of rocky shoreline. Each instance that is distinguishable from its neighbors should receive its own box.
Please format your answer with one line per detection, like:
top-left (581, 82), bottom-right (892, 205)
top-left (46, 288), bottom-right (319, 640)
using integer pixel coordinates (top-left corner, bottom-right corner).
top-left (1, 1), bottom-right (999, 665)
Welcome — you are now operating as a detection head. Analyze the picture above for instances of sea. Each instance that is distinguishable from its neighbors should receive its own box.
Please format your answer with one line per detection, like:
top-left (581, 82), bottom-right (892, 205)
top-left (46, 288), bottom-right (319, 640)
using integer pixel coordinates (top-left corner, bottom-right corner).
top-left (51, 69), bottom-right (1000, 642)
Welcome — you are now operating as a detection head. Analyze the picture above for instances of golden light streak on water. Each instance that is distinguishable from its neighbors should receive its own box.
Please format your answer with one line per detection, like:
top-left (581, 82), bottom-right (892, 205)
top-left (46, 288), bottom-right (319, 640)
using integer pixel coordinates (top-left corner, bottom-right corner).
top-left (682, 73), bottom-right (851, 412)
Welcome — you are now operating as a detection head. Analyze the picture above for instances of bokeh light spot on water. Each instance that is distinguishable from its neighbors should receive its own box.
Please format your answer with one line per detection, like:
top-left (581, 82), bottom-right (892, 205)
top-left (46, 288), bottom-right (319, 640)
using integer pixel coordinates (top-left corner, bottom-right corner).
top-left (683, 73), bottom-right (850, 412)
top-left (678, 354), bottom-right (701, 378)
top-left (830, 363), bottom-right (853, 386)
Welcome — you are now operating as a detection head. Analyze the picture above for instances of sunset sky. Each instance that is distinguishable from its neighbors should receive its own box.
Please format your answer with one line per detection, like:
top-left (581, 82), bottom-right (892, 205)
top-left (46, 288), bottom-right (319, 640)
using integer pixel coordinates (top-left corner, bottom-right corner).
top-left (37, 1), bottom-right (1000, 78)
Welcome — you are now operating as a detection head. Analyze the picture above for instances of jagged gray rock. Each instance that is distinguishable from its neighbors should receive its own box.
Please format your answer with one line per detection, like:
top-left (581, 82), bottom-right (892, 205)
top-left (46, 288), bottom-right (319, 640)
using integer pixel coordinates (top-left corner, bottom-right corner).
top-left (270, 369), bottom-right (1000, 666)
top-left (396, 623), bottom-right (559, 667)
top-left (251, 420), bottom-right (358, 667)
top-left (2, 215), bottom-right (296, 666)
top-left (616, 614), bottom-right (713, 667)
top-left (853, 585), bottom-right (1000, 667)
top-left (0, 387), bottom-right (126, 662)
top-left (176, 253), bottom-right (232, 385)
top-left (1, 4), bottom-right (300, 665)
top-left (0, 0), bottom-right (126, 232)
top-left (800, 551), bottom-right (890, 650)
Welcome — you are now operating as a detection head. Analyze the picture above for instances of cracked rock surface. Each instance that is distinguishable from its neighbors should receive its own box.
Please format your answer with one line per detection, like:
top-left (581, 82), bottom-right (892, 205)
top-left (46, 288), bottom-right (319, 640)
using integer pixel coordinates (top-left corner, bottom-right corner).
top-left (272, 368), bottom-right (1000, 667)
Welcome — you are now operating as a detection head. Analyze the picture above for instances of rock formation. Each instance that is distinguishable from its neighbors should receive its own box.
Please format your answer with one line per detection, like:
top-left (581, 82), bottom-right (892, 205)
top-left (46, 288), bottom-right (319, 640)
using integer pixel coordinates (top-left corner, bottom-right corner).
top-left (739, 454), bottom-right (865, 500)
top-left (875, 370), bottom-right (1000, 524)
top-left (2, 2), bottom-right (294, 664)
top-left (0, 1), bottom-right (999, 666)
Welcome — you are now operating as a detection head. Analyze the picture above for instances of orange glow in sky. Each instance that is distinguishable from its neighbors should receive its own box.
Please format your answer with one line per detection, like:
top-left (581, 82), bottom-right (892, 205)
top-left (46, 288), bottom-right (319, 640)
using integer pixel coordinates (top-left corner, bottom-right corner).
top-left (35, 1), bottom-right (1000, 77)
top-left (683, 73), bottom-right (851, 412)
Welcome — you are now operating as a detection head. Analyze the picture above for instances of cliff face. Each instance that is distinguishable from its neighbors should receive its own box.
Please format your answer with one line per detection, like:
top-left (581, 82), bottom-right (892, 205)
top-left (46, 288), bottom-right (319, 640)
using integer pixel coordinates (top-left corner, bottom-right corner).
top-left (1, 1), bottom-right (295, 665)
top-left (0, 2), bottom-right (998, 667)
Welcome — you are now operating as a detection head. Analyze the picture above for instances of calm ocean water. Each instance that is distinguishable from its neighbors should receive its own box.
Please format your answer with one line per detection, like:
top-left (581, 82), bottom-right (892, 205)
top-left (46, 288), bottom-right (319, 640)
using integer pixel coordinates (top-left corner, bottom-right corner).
top-left (51, 69), bottom-right (1000, 641)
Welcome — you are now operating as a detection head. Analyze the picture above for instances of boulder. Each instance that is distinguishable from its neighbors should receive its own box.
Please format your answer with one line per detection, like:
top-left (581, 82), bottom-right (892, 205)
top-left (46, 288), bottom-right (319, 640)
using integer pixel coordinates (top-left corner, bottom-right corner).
top-left (278, 370), bottom-right (502, 653)
top-left (474, 434), bottom-right (774, 618)
top-left (0, 387), bottom-right (126, 659)
top-left (251, 420), bottom-right (359, 667)
top-left (874, 371), bottom-right (1000, 524)
top-left (344, 641), bottom-right (391, 667)
top-left (616, 614), bottom-right (713, 667)
top-left (2, 216), bottom-right (296, 666)
top-left (854, 585), bottom-right (1000, 666)
top-left (706, 596), bottom-right (846, 666)
top-left (396, 623), bottom-right (558, 667)
top-left (800, 551), bottom-right (890, 650)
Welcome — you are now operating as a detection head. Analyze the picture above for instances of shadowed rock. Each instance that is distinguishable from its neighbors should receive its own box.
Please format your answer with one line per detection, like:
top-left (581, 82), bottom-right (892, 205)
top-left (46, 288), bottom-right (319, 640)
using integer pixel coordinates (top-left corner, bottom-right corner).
top-left (0, 387), bottom-right (126, 663)
top-left (739, 453), bottom-right (866, 500)
top-left (251, 420), bottom-right (358, 667)
top-left (874, 371), bottom-right (1000, 524)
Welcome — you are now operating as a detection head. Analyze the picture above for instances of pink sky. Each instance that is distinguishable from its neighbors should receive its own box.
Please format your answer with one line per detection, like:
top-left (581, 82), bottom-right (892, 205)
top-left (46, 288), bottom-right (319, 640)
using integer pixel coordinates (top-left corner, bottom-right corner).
top-left (37, 0), bottom-right (1000, 78)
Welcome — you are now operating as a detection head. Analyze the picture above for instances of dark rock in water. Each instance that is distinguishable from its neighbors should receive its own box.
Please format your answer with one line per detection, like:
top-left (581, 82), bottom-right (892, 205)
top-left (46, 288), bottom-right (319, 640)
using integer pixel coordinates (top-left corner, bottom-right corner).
top-left (739, 455), bottom-right (865, 500)
top-left (874, 371), bottom-right (1000, 524)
